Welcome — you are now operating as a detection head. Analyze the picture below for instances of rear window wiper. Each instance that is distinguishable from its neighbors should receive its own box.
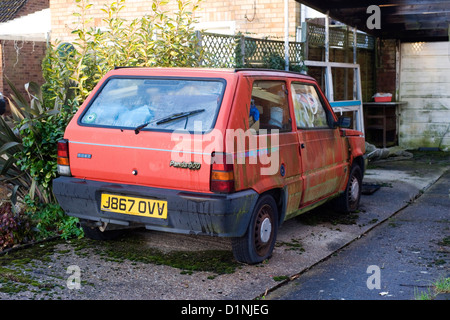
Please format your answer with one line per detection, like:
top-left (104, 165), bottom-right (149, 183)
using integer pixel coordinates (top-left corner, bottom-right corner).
top-left (134, 109), bottom-right (205, 134)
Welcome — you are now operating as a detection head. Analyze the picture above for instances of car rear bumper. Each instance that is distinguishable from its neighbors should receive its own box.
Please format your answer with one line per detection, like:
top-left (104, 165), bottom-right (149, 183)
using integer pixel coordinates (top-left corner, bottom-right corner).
top-left (53, 176), bottom-right (258, 237)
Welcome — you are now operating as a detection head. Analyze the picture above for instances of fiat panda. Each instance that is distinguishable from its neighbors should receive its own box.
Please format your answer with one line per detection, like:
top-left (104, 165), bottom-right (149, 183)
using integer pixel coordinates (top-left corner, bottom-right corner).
top-left (53, 68), bottom-right (365, 264)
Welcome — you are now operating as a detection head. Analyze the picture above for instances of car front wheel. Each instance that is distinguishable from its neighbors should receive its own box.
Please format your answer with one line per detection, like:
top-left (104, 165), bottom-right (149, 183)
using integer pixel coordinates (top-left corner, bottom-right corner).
top-left (334, 165), bottom-right (362, 213)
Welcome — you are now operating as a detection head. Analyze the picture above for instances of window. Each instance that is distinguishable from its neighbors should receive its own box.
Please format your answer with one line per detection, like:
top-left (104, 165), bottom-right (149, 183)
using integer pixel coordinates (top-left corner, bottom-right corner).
top-left (80, 78), bottom-right (225, 132)
top-left (249, 81), bottom-right (291, 133)
top-left (291, 83), bottom-right (329, 129)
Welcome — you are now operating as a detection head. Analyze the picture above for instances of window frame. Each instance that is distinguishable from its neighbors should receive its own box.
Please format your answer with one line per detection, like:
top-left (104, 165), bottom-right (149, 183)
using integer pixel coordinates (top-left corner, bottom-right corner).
top-left (248, 79), bottom-right (293, 135)
top-left (290, 81), bottom-right (335, 130)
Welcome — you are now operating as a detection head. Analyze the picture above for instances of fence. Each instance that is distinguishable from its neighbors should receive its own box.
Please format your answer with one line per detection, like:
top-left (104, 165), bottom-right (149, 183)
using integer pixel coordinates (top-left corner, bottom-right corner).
top-left (198, 32), bottom-right (304, 70)
top-left (305, 22), bottom-right (375, 50)
top-left (197, 22), bottom-right (375, 70)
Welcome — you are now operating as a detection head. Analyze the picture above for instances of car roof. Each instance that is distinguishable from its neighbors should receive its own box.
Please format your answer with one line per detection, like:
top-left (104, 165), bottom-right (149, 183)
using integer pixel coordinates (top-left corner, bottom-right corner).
top-left (110, 66), bottom-right (315, 81)
top-left (235, 68), bottom-right (315, 81)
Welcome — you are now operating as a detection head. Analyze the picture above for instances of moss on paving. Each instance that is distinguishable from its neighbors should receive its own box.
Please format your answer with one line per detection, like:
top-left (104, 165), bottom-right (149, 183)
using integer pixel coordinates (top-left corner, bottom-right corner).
top-left (78, 234), bottom-right (241, 275)
top-left (0, 240), bottom-right (62, 296)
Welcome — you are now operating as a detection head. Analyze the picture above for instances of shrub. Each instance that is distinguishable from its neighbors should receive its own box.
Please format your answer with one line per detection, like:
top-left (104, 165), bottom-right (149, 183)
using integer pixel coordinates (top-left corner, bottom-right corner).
top-left (0, 0), bottom-right (204, 243)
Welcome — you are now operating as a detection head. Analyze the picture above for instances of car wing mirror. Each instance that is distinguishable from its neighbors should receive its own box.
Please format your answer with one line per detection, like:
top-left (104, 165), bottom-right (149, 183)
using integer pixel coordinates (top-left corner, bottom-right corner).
top-left (334, 116), bottom-right (351, 128)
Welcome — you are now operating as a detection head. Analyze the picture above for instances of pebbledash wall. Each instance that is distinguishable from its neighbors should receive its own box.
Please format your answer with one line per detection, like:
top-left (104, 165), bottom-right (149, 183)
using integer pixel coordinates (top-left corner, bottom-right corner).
top-left (50, 0), bottom-right (301, 43)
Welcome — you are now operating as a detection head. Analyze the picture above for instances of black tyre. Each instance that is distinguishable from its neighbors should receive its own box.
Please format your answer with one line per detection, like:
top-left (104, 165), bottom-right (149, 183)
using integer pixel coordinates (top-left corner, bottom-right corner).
top-left (232, 194), bottom-right (278, 264)
top-left (334, 165), bottom-right (362, 213)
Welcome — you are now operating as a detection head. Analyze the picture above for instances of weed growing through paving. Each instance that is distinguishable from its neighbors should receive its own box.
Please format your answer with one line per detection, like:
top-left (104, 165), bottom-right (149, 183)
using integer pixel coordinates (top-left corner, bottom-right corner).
top-left (275, 238), bottom-right (305, 254)
top-left (414, 276), bottom-right (450, 300)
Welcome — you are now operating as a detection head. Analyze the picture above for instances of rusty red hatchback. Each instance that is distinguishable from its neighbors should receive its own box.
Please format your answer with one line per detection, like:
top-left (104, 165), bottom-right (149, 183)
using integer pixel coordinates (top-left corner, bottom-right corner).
top-left (53, 68), bottom-right (366, 264)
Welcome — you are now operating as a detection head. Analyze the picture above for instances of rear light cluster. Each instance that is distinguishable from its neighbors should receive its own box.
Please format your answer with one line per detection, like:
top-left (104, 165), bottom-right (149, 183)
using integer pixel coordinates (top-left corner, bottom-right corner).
top-left (57, 139), bottom-right (71, 176)
top-left (210, 152), bottom-right (234, 193)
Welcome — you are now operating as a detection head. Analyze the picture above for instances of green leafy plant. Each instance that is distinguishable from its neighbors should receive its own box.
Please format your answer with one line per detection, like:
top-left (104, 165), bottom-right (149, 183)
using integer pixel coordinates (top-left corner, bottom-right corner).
top-left (5, 77), bottom-right (63, 205)
top-left (43, 0), bottom-right (205, 105)
top-left (0, 77), bottom-right (81, 242)
top-left (0, 0), bottom-right (206, 243)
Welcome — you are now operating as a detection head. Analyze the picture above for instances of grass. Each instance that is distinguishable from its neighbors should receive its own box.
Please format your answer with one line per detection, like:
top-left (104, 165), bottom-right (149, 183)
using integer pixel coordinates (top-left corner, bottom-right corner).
top-left (415, 277), bottom-right (450, 300)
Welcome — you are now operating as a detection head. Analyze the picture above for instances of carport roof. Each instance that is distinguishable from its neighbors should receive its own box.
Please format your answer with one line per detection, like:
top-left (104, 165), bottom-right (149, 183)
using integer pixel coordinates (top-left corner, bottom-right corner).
top-left (296, 0), bottom-right (450, 42)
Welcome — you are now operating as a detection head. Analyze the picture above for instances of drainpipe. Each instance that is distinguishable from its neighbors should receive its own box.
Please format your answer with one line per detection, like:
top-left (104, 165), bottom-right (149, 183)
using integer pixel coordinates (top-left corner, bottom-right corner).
top-left (284, 0), bottom-right (289, 71)
top-left (324, 11), bottom-right (334, 101)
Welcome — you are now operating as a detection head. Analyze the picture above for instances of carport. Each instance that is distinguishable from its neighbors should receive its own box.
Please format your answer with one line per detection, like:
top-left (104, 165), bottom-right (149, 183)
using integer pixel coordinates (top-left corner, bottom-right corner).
top-left (296, 0), bottom-right (450, 151)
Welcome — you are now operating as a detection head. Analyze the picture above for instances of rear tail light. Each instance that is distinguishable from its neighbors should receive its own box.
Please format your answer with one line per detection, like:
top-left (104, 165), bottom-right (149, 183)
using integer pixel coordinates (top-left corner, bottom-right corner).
top-left (57, 139), bottom-right (71, 176)
top-left (210, 152), bottom-right (234, 193)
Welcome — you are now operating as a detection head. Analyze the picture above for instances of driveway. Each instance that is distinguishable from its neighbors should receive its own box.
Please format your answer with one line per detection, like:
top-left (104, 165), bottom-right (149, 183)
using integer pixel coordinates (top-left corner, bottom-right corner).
top-left (0, 151), bottom-right (448, 300)
top-left (266, 169), bottom-right (450, 300)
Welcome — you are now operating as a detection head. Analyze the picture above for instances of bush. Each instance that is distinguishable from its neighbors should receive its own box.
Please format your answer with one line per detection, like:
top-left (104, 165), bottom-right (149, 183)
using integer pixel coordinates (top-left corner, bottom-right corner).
top-left (0, 0), bottom-right (204, 245)
top-left (44, 0), bottom-right (204, 104)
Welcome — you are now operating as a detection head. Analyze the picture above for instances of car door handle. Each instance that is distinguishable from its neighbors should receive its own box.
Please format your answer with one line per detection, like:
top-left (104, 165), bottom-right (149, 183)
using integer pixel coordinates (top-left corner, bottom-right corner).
top-left (298, 143), bottom-right (305, 155)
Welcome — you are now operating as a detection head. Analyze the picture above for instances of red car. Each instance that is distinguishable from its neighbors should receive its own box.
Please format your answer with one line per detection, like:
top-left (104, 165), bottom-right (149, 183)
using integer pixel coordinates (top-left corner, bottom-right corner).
top-left (53, 68), bottom-right (365, 264)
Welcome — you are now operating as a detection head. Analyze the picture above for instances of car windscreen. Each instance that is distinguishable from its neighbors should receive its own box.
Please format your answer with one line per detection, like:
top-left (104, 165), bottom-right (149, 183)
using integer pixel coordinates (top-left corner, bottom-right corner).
top-left (79, 77), bottom-right (225, 132)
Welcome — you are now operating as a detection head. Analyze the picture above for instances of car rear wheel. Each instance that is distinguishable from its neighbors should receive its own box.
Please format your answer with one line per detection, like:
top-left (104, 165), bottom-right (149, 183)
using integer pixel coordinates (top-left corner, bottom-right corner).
top-left (231, 194), bottom-right (278, 264)
top-left (334, 165), bottom-right (362, 213)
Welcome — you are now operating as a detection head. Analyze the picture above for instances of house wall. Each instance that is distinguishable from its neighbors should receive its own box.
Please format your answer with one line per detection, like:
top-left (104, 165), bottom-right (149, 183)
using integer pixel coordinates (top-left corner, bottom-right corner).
top-left (0, 40), bottom-right (46, 105)
top-left (0, 0), bottom-right (49, 107)
top-left (399, 41), bottom-right (450, 151)
top-left (50, 0), bottom-right (300, 43)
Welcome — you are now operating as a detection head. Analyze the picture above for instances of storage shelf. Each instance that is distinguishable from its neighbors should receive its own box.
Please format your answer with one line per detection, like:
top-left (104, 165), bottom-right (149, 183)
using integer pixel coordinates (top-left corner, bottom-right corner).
top-left (363, 102), bottom-right (406, 148)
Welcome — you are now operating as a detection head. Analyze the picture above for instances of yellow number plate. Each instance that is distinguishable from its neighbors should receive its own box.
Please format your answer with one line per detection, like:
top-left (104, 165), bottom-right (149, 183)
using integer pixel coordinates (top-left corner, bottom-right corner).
top-left (101, 193), bottom-right (167, 219)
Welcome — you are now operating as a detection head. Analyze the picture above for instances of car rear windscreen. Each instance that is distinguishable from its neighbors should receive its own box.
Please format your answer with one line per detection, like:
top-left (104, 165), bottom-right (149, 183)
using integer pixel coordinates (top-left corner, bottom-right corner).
top-left (80, 77), bottom-right (225, 132)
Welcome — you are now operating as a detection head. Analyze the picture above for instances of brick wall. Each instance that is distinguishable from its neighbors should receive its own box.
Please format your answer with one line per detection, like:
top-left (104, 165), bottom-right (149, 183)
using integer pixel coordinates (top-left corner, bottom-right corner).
top-left (0, 40), bottom-right (46, 107)
top-left (50, 0), bottom-right (300, 43)
top-left (375, 39), bottom-right (397, 96)
top-left (0, 0), bottom-right (49, 108)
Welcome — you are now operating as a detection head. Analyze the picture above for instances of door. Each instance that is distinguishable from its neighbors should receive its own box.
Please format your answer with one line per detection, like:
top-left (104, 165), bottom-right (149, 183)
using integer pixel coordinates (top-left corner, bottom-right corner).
top-left (229, 77), bottom-right (303, 219)
top-left (290, 82), bottom-right (348, 205)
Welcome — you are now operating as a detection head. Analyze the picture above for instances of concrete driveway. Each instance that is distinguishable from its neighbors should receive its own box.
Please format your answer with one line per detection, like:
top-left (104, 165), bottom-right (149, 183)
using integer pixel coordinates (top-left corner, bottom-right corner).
top-left (0, 152), bottom-right (448, 300)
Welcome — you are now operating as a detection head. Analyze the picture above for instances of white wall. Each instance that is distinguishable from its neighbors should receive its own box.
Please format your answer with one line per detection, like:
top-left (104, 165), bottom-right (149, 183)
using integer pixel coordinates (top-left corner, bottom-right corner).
top-left (399, 41), bottom-right (450, 151)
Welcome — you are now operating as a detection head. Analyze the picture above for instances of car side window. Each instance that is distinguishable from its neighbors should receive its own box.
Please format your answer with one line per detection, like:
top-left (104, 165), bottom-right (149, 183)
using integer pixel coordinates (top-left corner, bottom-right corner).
top-left (249, 80), bottom-right (291, 133)
top-left (291, 83), bottom-right (330, 129)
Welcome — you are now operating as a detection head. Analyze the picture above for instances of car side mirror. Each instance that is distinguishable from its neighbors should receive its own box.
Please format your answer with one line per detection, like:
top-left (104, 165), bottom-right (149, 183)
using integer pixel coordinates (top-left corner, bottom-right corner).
top-left (335, 116), bottom-right (351, 128)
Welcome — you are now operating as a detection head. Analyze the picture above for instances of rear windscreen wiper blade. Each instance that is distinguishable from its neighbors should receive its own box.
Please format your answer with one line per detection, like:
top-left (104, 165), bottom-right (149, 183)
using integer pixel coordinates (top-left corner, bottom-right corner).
top-left (134, 109), bottom-right (205, 134)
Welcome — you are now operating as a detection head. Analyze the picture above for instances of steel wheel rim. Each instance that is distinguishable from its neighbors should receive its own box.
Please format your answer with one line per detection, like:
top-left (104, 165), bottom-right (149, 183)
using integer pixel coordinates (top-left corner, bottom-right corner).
top-left (348, 175), bottom-right (360, 204)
